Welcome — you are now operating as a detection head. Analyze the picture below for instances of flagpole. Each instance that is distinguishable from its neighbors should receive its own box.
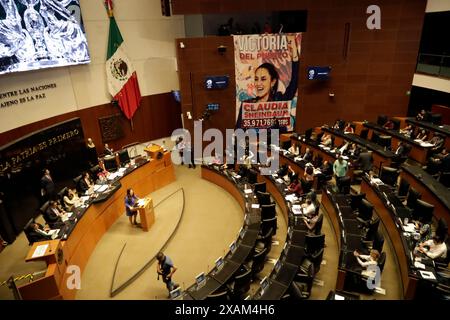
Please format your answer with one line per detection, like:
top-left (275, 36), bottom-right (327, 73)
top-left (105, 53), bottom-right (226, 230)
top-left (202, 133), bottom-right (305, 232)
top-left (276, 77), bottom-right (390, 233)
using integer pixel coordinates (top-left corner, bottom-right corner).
top-left (130, 118), bottom-right (134, 131)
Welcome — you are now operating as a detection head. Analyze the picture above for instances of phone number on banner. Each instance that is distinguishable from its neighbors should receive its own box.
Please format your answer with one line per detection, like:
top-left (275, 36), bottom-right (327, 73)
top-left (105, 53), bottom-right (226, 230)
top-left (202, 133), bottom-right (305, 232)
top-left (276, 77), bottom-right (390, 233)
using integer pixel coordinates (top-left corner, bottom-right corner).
top-left (242, 118), bottom-right (290, 129)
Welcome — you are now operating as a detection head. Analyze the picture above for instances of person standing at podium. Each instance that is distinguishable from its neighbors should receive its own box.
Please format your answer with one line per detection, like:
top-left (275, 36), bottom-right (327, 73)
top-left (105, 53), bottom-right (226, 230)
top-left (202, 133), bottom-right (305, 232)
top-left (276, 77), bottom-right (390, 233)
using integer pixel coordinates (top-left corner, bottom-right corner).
top-left (125, 188), bottom-right (140, 226)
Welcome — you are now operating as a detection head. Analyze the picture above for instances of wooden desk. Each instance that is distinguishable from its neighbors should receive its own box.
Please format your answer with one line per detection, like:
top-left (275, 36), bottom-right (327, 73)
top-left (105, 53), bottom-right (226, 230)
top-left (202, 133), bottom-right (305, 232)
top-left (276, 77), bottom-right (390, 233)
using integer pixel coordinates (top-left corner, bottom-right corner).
top-left (137, 197), bottom-right (155, 232)
top-left (400, 164), bottom-right (450, 236)
top-left (18, 154), bottom-right (175, 300)
top-left (360, 179), bottom-right (418, 299)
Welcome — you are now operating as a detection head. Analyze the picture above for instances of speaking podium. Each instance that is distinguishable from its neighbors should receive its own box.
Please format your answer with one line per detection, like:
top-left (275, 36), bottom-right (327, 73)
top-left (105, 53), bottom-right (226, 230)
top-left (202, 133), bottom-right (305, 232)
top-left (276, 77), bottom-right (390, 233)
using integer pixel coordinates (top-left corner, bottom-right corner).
top-left (136, 197), bottom-right (155, 232)
top-left (144, 144), bottom-right (163, 160)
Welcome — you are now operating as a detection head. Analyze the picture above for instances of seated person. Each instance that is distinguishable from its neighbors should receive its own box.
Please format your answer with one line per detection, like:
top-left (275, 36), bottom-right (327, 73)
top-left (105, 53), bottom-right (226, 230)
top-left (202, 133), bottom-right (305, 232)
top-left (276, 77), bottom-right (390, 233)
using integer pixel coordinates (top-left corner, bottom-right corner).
top-left (45, 201), bottom-right (66, 227)
top-left (415, 129), bottom-right (428, 141)
top-left (416, 109), bottom-right (426, 121)
top-left (104, 143), bottom-right (114, 156)
top-left (277, 164), bottom-right (289, 177)
top-left (78, 172), bottom-right (94, 194)
top-left (302, 148), bottom-right (313, 163)
top-left (304, 165), bottom-right (315, 183)
top-left (348, 143), bottom-right (360, 158)
top-left (428, 134), bottom-right (444, 153)
top-left (63, 188), bottom-right (79, 211)
top-left (25, 222), bottom-right (52, 243)
top-left (415, 236), bottom-right (447, 260)
top-left (288, 177), bottom-right (302, 196)
top-left (399, 124), bottom-right (414, 138)
top-left (302, 208), bottom-right (320, 232)
top-left (353, 249), bottom-right (380, 277)
top-left (301, 198), bottom-right (316, 217)
top-left (288, 141), bottom-right (300, 155)
top-left (332, 120), bottom-right (342, 130)
top-left (383, 120), bottom-right (394, 130)
top-left (344, 123), bottom-right (354, 134)
top-left (96, 168), bottom-right (110, 184)
top-left (321, 134), bottom-right (332, 147)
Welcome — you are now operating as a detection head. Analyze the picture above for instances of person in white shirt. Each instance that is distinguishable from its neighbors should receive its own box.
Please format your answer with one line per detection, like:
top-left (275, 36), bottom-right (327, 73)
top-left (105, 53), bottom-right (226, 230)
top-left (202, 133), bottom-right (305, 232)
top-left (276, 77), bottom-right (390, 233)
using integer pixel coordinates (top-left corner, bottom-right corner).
top-left (288, 141), bottom-right (300, 155)
top-left (301, 198), bottom-right (316, 217)
top-left (416, 236), bottom-right (447, 260)
top-left (354, 249), bottom-right (380, 268)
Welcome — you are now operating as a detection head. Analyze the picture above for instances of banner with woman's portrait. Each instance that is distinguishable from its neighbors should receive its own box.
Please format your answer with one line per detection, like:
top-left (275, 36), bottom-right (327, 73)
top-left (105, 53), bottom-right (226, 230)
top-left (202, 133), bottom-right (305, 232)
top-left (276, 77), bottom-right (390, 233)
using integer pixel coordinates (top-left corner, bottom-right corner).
top-left (234, 33), bottom-right (301, 132)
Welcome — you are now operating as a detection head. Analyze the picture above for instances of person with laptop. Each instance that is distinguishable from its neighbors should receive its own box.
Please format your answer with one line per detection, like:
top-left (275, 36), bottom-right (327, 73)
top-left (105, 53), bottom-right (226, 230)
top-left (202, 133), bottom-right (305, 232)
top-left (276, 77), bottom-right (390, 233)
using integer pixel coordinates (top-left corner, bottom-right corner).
top-left (156, 252), bottom-right (179, 297)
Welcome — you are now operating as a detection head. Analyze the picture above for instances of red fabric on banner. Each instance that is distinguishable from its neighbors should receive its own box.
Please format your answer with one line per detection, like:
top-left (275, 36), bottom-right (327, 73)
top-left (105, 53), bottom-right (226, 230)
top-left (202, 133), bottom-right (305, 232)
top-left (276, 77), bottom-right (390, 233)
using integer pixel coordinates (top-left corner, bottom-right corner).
top-left (114, 72), bottom-right (142, 120)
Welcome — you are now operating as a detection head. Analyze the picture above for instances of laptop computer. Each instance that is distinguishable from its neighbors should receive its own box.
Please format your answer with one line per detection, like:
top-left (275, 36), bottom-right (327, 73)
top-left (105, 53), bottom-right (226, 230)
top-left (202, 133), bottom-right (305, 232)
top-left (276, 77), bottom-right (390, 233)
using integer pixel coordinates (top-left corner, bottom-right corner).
top-left (195, 272), bottom-right (206, 289)
top-left (170, 287), bottom-right (183, 300)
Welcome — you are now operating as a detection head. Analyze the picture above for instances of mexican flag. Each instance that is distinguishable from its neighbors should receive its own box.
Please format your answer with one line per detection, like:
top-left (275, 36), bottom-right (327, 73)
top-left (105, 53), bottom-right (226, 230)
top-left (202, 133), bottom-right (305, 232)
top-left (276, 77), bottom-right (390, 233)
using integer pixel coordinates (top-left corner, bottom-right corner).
top-left (105, 0), bottom-right (141, 120)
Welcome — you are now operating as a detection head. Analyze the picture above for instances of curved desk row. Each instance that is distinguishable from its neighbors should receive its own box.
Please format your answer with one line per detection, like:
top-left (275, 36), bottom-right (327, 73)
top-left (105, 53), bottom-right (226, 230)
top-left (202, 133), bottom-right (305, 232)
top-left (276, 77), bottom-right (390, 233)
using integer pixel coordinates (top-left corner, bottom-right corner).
top-left (175, 166), bottom-right (262, 300)
top-left (322, 127), bottom-right (395, 171)
top-left (400, 163), bottom-right (450, 236)
top-left (252, 174), bottom-right (311, 300)
top-left (18, 153), bottom-right (175, 300)
top-left (357, 121), bottom-right (432, 165)
top-left (360, 177), bottom-right (439, 299)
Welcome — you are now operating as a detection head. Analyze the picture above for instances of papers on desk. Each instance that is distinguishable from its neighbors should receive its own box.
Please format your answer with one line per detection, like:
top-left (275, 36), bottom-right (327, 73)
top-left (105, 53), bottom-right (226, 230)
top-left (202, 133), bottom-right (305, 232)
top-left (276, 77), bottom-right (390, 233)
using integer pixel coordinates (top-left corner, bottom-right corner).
top-left (244, 189), bottom-right (253, 194)
top-left (285, 194), bottom-right (298, 203)
top-left (292, 205), bottom-right (302, 215)
top-left (419, 270), bottom-right (436, 280)
top-left (276, 178), bottom-right (285, 184)
top-left (108, 172), bottom-right (119, 180)
top-left (137, 199), bottom-right (146, 207)
top-left (402, 223), bottom-right (416, 233)
top-left (414, 261), bottom-right (426, 270)
top-left (313, 168), bottom-right (322, 175)
top-left (334, 294), bottom-right (345, 300)
top-left (80, 196), bottom-right (90, 202)
top-left (294, 156), bottom-right (302, 162)
top-left (370, 177), bottom-right (384, 185)
top-left (341, 155), bottom-right (349, 160)
top-left (420, 142), bottom-right (434, 147)
top-left (251, 204), bottom-right (260, 209)
top-left (67, 212), bottom-right (74, 218)
top-left (94, 184), bottom-right (108, 193)
top-left (32, 244), bottom-right (48, 258)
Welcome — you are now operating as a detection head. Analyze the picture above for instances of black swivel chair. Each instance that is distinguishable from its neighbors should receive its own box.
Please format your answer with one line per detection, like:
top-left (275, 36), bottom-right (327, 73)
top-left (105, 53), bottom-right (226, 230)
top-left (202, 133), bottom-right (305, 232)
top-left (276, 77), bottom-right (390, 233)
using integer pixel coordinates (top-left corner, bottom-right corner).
top-left (73, 175), bottom-right (83, 192)
top-left (256, 191), bottom-right (272, 206)
top-left (371, 231), bottom-right (385, 253)
top-left (436, 218), bottom-right (448, 241)
top-left (406, 187), bottom-right (421, 211)
top-left (23, 218), bottom-right (35, 245)
top-left (360, 129), bottom-right (369, 140)
top-left (57, 187), bottom-right (68, 208)
top-left (413, 199), bottom-right (434, 224)
top-left (248, 247), bottom-right (268, 280)
top-left (363, 217), bottom-right (380, 242)
top-left (337, 176), bottom-right (351, 195)
top-left (253, 182), bottom-right (266, 193)
top-left (397, 178), bottom-right (410, 201)
top-left (227, 266), bottom-right (252, 300)
top-left (356, 199), bottom-right (373, 227)
top-left (261, 203), bottom-right (276, 220)
top-left (350, 193), bottom-right (366, 213)
top-left (256, 228), bottom-right (273, 253)
top-left (289, 258), bottom-right (315, 300)
top-left (313, 214), bottom-right (324, 235)
top-left (261, 217), bottom-right (277, 237)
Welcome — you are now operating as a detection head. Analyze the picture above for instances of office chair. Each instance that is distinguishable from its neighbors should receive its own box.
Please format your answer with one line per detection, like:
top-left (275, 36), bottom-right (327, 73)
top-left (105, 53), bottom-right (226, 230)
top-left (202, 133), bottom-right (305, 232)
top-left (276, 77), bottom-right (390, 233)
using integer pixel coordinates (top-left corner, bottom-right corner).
top-left (261, 217), bottom-right (277, 237)
top-left (304, 233), bottom-right (325, 259)
top-left (253, 182), bottom-right (266, 193)
top-left (337, 176), bottom-right (351, 195)
top-left (377, 251), bottom-right (387, 273)
top-left (363, 217), bottom-right (380, 242)
top-left (40, 201), bottom-right (50, 216)
top-left (436, 218), bottom-right (448, 241)
top-left (301, 179), bottom-right (313, 194)
top-left (256, 191), bottom-right (272, 206)
top-left (360, 128), bottom-right (369, 140)
top-left (256, 228), bottom-right (273, 253)
top-left (406, 187), bottom-right (421, 210)
top-left (350, 193), bottom-right (366, 212)
top-left (313, 214), bottom-right (324, 235)
top-left (371, 231), bottom-right (385, 253)
top-left (440, 172), bottom-right (450, 188)
top-left (57, 186), bottom-right (68, 208)
top-left (261, 203), bottom-right (276, 220)
top-left (206, 288), bottom-right (230, 301)
top-left (23, 218), bottom-right (35, 245)
top-left (73, 175), bottom-right (83, 192)
top-left (356, 199), bottom-right (373, 227)
top-left (397, 178), bottom-right (410, 200)
top-left (248, 247), bottom-right (268, 280)
top-left (89, 165), bottom-right (100, 176)
top-left (227, 266), bottom-right (252, 300)
top-left (413, 199), bottom-right (434, 224)
top-left (289, 258), bottom-right (315, 300)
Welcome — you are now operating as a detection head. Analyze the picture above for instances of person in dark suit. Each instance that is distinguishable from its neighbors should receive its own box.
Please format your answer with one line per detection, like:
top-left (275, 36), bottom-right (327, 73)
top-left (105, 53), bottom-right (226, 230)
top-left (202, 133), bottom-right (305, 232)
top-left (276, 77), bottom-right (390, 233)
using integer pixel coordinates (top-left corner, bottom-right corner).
top-left (86, 138), bottom-right (98, 167)
top-left (357, 149), bottom-right (373, 173)
top-left (78, 172), bottom-right (94, 194)
top-left (302, 148), bottom-right (313, 163)
top-left (26, 222), bottom-right (52, 243)
top-left (44, 201), bottom-right (65, 227)
top-left (40, 169), bottom-right (55, 202)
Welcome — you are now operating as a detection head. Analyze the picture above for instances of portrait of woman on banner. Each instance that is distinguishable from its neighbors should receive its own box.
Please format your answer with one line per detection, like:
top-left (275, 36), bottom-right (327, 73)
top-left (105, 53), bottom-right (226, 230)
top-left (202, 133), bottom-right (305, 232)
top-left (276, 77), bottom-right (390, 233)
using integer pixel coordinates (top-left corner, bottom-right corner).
top-left (235, 34), bottom-right (300, 131)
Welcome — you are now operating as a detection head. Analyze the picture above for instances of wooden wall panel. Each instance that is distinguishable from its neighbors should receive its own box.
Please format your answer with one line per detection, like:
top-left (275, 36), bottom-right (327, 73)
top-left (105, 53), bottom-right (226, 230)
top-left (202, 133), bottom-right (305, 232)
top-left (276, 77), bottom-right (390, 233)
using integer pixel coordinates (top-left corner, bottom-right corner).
top-left (175, 0), bottom-right (426, 135)
top-left (0, 93), bottom-right (182, 153)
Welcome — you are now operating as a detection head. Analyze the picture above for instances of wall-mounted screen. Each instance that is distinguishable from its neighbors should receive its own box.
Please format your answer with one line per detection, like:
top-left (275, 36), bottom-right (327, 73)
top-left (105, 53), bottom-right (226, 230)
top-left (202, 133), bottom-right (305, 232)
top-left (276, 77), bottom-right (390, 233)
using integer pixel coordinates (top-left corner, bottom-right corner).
top-left (205, 75), bottom-right (229, 89)
top-left (0, 0), bottom-right (90, 76)
top-left (206, 103), bottom-right (219, 111)
top-left (307, 66), bottom-right (331, 80)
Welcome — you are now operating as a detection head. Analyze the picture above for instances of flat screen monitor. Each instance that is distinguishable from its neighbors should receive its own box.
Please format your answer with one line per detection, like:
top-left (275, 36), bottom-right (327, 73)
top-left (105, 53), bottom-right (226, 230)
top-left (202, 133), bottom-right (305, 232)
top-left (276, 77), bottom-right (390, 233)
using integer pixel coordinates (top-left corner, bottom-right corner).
top-left (207, 103), bottom-right (220, 111)
top-left (274, 259), bottom-right (282, 273)
top-left (229, 241), bottom-right (236, 253)
top-left (307, 66), bottom-right (331, 80)
top-left (215, 257), bottom-right (224, 271)
top-left (260, 277), bottom-right (269, 293)
top-left (380, 167), bottom-right (399, 187)
top-left (0, 0), bottom-right (90, 75)
top-left (238, 227), bottom-right (245, 239)
top-left (169, 287), bottom-right (182, 299)
top-left (195, 272), bottom-right (206, 286)
top-left (205, 75), bottom-right (229, 89)
top-left (104, 156), bottom-right (118, 171)
top-left (171, 90), bottom-right (181, 103)
top-left (118, 149), bottom-right (130, 166)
